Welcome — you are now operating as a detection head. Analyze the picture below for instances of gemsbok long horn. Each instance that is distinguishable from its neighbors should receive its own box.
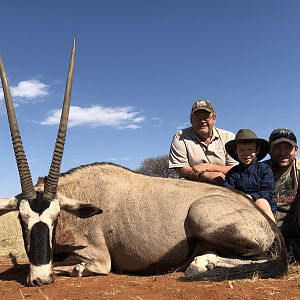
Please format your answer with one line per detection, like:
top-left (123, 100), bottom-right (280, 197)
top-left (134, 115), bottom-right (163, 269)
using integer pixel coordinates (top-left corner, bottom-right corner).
top-left (43, 38), bottom-right (76, 200)
top-left (0, 56), bottom-right (36, 200)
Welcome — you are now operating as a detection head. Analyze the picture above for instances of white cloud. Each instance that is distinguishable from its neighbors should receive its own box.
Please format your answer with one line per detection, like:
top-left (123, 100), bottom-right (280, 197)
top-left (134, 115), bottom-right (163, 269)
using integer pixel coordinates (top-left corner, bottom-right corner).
top-left (151, 117), bottom-right (161, 121)
top-left (12, 80), bottom-right (49, 99)
top-left (0, 79), bottom-right (49, 101)
top-left (150, 116), bottom-right (164, 128)
top-left (177, 122), bottom-right (190, 130)
top-left (41, 105), bottom-right (145, 129)
top-left (107, 157), bottom-right (130, 162)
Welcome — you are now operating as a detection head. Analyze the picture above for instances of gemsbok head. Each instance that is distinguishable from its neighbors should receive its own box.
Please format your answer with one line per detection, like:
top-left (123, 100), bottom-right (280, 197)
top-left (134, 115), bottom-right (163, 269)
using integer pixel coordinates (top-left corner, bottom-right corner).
top-left (0, 39), bottom-right (102, 286)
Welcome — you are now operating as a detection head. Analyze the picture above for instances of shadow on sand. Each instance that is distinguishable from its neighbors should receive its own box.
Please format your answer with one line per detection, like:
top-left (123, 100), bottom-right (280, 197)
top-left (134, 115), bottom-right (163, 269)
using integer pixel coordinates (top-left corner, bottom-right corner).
top-left (0, 264), bottom-right (28, 285)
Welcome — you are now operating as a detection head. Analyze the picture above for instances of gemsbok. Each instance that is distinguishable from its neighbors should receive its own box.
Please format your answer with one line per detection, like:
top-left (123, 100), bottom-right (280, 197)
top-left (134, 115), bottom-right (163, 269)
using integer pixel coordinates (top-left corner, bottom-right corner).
top-left (0, 40), bottom-right (287, 286)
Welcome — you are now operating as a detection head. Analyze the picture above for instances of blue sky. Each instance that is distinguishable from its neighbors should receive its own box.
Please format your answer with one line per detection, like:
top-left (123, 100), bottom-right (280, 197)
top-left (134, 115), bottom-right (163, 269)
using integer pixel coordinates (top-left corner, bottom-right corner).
top-left (0, 0), bottom-right (300, 197)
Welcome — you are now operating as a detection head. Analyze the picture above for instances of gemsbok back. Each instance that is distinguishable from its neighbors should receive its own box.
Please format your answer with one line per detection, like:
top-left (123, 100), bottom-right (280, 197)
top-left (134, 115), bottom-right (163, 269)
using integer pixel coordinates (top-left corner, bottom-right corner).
top-left (0, 41), bottom-right (287, 286)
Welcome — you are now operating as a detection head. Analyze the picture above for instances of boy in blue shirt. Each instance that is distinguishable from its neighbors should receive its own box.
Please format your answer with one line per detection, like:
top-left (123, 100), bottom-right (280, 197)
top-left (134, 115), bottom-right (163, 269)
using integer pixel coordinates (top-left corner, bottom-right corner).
top-left (224, 129), bottom-right (276, 222)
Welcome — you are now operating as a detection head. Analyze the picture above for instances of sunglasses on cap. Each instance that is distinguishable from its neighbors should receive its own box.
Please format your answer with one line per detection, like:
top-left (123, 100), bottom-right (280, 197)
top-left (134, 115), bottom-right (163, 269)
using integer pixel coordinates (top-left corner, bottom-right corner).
top-left (269, 129), bottom-right (297, 143)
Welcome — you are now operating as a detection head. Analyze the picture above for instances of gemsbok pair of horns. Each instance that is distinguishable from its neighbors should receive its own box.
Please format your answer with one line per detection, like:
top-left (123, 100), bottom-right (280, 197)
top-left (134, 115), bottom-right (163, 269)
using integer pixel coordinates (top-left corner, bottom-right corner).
top-left (0, 39), bottom-right (76, 200)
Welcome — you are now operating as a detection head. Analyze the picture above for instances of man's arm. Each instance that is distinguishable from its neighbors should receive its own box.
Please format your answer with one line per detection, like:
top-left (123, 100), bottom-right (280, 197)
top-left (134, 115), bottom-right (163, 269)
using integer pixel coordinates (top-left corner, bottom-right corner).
top-left (177, 163), bottom-right (233, 184)
top-left (191, 163), bottom-right (233, 175)
top-left (177, 165), bottom-right (199, 180)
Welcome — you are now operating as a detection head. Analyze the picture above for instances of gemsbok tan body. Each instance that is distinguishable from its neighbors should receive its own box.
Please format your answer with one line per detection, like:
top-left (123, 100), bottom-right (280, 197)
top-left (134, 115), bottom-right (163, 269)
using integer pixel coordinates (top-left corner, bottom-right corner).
top-left (0, 41), bottom-right (287, 286)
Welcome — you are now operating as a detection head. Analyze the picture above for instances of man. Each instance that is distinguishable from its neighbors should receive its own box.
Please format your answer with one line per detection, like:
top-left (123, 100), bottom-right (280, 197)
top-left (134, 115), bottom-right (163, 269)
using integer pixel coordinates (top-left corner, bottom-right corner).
top-left (169, 99), bottom-right (237, 185)
top-left (266, 128), bottom-right (300, 247)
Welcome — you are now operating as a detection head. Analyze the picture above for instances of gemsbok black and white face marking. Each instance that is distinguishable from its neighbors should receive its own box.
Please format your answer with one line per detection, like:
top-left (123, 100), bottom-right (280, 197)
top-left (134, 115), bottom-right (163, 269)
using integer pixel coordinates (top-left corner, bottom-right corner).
top-left (0, 39), bottom-right (102, 286)
top-left (0, 192), bottom-right (102, 286)
top-left (19, 193), bottom-right (60, 286)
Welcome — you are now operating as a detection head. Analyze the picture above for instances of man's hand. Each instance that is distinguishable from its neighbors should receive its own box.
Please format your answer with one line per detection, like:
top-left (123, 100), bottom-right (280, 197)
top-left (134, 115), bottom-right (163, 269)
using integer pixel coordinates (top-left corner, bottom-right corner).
top-left (177, 163), bottom-right (232, 185)
top-left (191, 164), bottom-right (208, 175)
top-left (198, 171), bottom-right (225, 185)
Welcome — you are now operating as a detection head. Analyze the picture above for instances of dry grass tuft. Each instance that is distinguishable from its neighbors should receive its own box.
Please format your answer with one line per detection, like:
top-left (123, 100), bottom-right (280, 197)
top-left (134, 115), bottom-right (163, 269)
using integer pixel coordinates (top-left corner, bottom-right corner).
top-left (0, 212), bottom-right (27, 264)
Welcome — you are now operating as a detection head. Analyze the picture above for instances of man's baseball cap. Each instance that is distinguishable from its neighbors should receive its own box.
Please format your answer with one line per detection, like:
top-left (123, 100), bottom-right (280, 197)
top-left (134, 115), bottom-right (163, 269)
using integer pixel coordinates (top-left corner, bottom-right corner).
top-left (269, 128), bottom-right (297, 147)
top-left (191, 99), bottom-right (215, 114)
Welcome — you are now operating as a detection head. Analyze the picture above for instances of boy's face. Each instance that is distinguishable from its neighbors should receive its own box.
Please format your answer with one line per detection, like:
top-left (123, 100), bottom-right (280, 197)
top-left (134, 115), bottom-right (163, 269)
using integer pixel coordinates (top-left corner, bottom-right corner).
top-left (236, 142), bottom-right (257, 165)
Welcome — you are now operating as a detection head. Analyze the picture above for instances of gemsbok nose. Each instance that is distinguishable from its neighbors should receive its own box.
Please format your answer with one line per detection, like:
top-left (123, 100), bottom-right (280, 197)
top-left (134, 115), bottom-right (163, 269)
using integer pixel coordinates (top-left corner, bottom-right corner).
top-left (27, 267), bottom-right (55, 286)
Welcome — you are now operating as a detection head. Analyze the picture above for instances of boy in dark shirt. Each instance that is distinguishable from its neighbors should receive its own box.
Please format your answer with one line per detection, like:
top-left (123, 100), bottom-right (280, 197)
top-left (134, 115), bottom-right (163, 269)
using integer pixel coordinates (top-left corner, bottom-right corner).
top-left (224, 129), bottom-right (276, 222)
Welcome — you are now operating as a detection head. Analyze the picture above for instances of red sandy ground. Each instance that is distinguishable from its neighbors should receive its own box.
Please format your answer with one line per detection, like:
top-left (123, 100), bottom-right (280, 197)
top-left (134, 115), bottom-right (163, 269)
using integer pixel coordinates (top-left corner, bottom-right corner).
top-left (0, 263), bottom-right (300, 300)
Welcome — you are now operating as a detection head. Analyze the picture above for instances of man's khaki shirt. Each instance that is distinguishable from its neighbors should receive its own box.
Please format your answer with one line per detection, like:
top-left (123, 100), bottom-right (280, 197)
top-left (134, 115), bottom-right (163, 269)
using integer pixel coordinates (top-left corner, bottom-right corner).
top-left (169, 127), bottom-right (237, 170)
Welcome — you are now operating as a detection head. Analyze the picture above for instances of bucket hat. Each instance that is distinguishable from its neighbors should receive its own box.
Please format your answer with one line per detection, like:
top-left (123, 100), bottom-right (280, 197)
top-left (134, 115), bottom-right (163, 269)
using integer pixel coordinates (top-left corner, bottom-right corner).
top-left (225, 129), bottom-right (270, 162)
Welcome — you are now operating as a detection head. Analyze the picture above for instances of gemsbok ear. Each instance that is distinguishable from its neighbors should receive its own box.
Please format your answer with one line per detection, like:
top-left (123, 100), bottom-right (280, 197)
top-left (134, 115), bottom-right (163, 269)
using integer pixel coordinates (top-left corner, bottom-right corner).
top-left (0, 197), bottom-right (18, 216)
top-left (57, 193), bottom-right (103, 218)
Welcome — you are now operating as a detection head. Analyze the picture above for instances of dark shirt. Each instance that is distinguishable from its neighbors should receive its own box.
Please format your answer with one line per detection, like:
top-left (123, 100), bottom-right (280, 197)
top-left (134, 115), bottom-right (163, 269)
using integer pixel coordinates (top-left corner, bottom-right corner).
top-left (224, 160), bottom-right (277, 213)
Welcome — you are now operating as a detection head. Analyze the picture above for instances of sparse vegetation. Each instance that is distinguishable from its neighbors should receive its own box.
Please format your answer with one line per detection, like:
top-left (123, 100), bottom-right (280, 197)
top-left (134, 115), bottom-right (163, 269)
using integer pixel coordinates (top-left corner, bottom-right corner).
top-left (136, 154), bottom-right (178, 178)
top-left (0, 212), bottom-right (27, 263)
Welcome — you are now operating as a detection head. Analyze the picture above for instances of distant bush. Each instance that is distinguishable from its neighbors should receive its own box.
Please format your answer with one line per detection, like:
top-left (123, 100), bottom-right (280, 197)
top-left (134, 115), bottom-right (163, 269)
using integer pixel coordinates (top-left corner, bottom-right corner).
top-left (136, 154), bottom-right (178, 178)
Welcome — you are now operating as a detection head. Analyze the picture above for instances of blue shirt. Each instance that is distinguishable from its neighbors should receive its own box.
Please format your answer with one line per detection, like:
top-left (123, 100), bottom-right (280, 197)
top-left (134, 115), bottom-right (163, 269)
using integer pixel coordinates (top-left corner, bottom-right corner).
top-left (224, 160), bottom-right (277, 213)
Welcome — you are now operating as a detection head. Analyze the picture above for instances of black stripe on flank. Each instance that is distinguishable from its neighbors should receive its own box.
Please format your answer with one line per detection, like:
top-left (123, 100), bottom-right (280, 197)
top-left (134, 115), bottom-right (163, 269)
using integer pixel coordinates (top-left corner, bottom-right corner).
top-left (28, 222), bottom-right (51, 265)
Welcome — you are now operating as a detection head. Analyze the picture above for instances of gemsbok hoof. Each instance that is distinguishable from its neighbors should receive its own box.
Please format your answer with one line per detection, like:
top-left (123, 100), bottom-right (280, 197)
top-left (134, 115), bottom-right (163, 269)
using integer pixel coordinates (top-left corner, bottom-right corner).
top-left (71, 263), bottom-right (87, 277)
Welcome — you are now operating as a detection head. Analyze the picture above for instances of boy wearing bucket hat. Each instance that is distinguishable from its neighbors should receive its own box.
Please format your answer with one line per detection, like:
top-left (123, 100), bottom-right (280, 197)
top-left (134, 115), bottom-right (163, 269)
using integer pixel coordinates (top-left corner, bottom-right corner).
top-left (224, 129), bottom-right (276, 222)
